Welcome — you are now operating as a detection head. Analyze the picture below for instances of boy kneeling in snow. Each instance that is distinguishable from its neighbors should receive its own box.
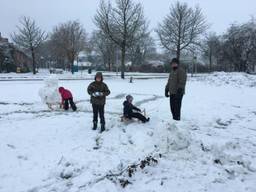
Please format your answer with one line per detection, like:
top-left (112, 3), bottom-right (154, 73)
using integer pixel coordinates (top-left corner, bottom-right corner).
top-left (123, 95), bottom-right (150, 123)
top-left (58, 87), bottom-right (77, 111)
top-left (87, 72), bottom-right (110, 132)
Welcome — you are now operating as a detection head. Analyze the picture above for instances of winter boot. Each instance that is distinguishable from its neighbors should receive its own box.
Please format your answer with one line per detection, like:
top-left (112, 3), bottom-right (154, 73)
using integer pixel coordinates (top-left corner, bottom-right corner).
top-left (142, 117), bottom-right (150, 123)
top-left (71, 103), bottom-right (77, 111)
top-left (93, 121), bottom-right (97, 130)
top-left (100, 123), bottom-right (105, 133)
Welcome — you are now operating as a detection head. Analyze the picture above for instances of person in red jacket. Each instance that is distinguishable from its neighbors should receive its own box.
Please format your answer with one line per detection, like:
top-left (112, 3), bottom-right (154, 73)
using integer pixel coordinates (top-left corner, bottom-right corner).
top-left (58, 87), bottom-right (77, 111)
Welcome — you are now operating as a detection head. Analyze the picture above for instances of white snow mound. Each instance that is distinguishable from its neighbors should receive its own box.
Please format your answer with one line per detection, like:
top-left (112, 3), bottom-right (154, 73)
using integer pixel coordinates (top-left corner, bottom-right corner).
top-left (156, 123), bottom-right (191, 153)
top-left (39, 76), bottom-right (61, 105)
top-left (167, 125), bottom-right (191, 151)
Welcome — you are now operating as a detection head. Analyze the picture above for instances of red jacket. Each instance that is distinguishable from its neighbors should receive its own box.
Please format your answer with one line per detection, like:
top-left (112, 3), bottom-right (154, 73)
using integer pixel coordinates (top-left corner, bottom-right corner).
top-left (59, 87), bottom-right (73, 103)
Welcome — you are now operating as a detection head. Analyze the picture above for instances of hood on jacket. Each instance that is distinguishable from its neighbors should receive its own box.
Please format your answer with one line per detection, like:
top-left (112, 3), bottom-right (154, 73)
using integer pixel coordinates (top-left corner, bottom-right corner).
top-left (95, 72), bottom-right (103, 82)
top-left (126, 95), bottom-right (133, 101)
top-left (123, 100), bottom-right (129, 106)
top-left (59, 87), bottom-right (65, 93)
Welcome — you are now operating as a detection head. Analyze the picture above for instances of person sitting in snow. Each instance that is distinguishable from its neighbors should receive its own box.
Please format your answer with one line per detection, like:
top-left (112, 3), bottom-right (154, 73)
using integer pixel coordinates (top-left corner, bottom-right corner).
top-left (87, 72), bottom-right (110, 133)
top-left (58, 87), bottom-right (77, 111)
top-left (123, 95), bottom-right (150, 123)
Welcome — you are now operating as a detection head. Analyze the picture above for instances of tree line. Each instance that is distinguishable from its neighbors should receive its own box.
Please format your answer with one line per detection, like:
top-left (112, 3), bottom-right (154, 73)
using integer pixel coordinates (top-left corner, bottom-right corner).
top-left (202, 19), bottom-right (256, 72)
top-left (9, 0), bottom-right (256, 76)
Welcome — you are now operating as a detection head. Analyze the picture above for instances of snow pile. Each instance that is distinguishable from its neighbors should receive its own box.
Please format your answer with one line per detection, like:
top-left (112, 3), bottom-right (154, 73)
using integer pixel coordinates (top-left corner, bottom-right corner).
top-left (156, 123), bottom-right (191, 153)
top-left (191, 72), bottom-right (256, 87)
top-left (211, 141), bottom-right (256, 179)
top-left (167, 124), bottom-right (191, 151)
top-left (38, 76), bottom-right (61, 106)
top-left (55, 158), bottom-right (85, 180)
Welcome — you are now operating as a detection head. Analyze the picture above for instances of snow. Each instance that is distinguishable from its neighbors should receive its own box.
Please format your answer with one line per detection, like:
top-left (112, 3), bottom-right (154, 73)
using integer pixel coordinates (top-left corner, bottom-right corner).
top-left (38, 76), bottom-right (61, 106)
top-left (0, 72), bottom-right (256, 192)
top-left (0, 69), bottom-right (169, 81)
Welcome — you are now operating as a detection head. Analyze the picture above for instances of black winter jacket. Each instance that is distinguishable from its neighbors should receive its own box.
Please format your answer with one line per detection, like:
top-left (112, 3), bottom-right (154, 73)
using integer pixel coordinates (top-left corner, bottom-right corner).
top-left (123, 100), bottom-right (140, 117)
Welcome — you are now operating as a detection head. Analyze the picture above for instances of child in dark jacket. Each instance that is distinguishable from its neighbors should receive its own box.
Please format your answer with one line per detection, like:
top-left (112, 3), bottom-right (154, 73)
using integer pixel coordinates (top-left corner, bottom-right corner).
top-left (58, 87), bottom-right (77, 111)
top-left (123, 95), bottom-right (150, 123)
top-left (87, 72), bottom-right (110, 132)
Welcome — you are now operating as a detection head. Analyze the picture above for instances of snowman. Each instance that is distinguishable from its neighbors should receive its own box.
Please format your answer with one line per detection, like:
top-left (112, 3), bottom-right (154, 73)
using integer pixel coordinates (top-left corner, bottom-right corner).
top-left (39, 76), bottom-right (61, 110)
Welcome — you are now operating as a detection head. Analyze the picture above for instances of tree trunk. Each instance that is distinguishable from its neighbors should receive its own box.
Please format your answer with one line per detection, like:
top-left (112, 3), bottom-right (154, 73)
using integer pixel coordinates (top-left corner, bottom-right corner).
top-left (176, 44), bottom-right (181, 61)
top-left (108, 56), bottom-right (111, 71)
top-left (31, 48), bottom-right (36, 75)
top-left (68, 54), bottom-right (75, 74)
top-left (176, 15), bottom-right (182, 61)
top-left (176, 50), bottom-right (180, 61)
top-left (71, 62), bottom-right (74, 74)
top-left (121, 46), bottom-right (126, 79)
top-left (70, 59), bottom-right (75, 74)
top-left (209, 51), bottom-right (212, 72)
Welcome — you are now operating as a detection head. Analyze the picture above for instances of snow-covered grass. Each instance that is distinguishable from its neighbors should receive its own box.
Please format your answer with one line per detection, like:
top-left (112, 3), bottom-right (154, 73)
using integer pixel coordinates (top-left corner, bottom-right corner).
top-left (0, 69), bottom-right (168, 81)
top-left (0, 72), bottom-right (256, 192)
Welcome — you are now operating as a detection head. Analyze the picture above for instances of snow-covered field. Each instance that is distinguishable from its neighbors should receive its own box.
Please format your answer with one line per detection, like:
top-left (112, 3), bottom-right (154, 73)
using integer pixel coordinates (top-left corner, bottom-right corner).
top-left (0, 72), bottom-right (256, 192)
top-left (0, 70), bottom-right (168, 81)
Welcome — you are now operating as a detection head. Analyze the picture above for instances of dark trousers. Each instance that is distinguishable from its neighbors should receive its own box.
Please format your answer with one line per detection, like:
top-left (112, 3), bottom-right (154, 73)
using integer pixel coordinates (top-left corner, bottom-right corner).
top-left (92, 104), bottom-right (105, 124)
top-left (170, 94), bottom-right (183, 121)
top-left (129, 112), bottom-right (147, 123)
top-left (64, 98), bottom-right (77, 111)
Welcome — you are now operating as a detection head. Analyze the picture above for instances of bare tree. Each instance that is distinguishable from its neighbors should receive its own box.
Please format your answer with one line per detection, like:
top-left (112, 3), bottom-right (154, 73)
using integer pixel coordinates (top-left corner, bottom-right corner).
top-left (239, 19), bottom-right (256, 72)
top-left (0, 48), bottom-right (4, 73)
top-left (91, 30), bottom-right (117, 71)
top-left (128, 31), bottom-right (156, 66)
top-left (157, 2), bottom-right (208, 60)
top-left (94, 0), bottom-right (146, 79)
top-left (217, 20), bottom-right (256, 72)
top-left (11, 16), bottom-right (47, 74)
top-left (202, 33), bottom-right (220, 72)
top-left (50, 21), bottom-right (87, 73)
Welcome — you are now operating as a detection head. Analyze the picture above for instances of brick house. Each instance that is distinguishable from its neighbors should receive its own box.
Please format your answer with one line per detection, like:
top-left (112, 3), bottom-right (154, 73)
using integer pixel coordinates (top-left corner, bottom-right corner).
top-left (0, 32), bottom-right (32, 72)
top-left (12, 48), bottom-right (32, 71)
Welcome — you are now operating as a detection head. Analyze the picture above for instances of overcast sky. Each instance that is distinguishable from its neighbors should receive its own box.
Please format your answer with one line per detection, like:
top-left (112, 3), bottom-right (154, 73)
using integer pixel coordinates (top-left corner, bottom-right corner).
top-left (1, 0), bottom-right (256, 39)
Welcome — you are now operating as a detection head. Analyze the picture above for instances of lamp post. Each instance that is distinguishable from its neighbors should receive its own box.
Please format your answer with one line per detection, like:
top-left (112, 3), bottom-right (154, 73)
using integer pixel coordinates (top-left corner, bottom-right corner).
top-left (0, 58), bottom-right (3, 73)
top-left (40, 56), bottom-right (44, 69)
top-left (191, 55), bottom-right (197, 77)
top-left (115, 48), bottom-right (120, 76)
top-left (4, 57), bottom-right (9, 73)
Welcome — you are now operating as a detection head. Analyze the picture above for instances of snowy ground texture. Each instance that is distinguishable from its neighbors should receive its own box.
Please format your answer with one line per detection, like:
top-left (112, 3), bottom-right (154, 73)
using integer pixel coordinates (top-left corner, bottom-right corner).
top-left (0, 72), bottom-right (256, 192)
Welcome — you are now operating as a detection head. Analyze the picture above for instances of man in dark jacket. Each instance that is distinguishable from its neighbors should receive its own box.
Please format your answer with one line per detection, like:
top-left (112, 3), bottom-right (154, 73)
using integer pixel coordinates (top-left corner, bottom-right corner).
top-left (123, 95), bottom-right (150, 123)
top-left (165, 58), bottom-right (187, 121)
top-left (87, 72), bottom-right (110, 132)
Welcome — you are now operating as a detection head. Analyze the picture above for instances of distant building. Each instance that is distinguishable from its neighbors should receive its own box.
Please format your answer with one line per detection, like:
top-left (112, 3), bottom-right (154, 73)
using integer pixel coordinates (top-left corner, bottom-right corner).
top-left (73, 51), bottom-right (92, 69)
top-left (146, 60), bottom-right (165, 67)
top-left (0, 33), bottom-right (8, 43)
top-left (0, 32), bottom-right (32, 72)
top-left (13, 49), bottom-right (32, 70)
top-left (125, 61), bottom-right (132, 67)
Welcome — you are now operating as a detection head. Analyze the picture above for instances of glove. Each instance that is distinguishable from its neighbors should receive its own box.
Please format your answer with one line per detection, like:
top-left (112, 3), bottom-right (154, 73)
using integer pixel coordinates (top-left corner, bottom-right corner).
top-left (165, 89), bottom-right (169, 97)
top-left (176, 88), bottom-right (183, 98)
